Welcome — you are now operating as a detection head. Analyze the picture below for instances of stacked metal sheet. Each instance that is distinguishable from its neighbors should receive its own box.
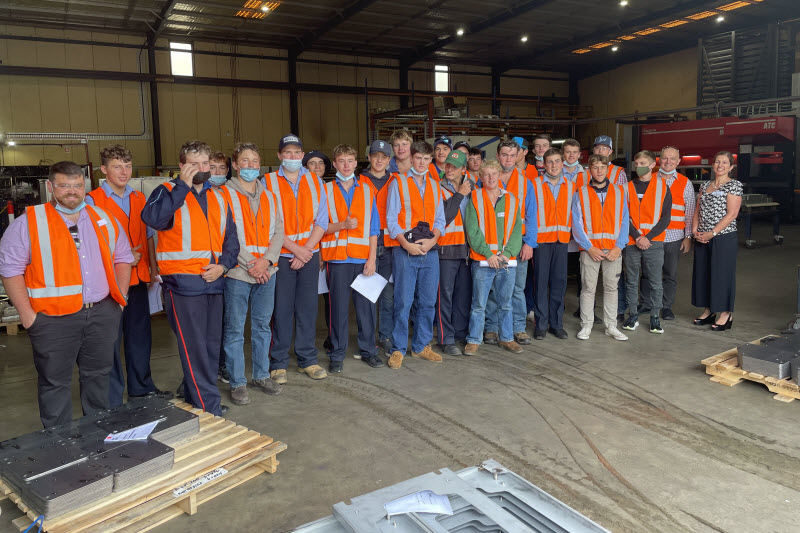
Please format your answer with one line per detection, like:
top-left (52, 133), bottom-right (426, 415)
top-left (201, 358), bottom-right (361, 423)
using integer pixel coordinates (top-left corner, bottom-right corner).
top-left (738, 335), bottom-right (800, 379)
top-left (0, 397), bottom-right (199, 519)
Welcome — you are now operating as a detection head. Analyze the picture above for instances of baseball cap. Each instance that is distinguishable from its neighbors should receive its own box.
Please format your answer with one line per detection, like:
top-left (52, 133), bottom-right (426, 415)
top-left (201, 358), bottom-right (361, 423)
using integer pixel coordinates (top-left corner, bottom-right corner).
top-left (593, 135), bottom-right (613, 149)
top-left (453, 141), bottom-right (470, 151)
top-left (278, 134), bottom-right (303, 151)
top-left (369, 139), bottom-right (392, 157)
top-left (444, 150), bottom-right (466, 169)
top-left (511, 136), bottom-right (528, 150)
top-left (433, 136), bottom-right (452, 149)
top-left (302, 150), bottom-right (330, 170)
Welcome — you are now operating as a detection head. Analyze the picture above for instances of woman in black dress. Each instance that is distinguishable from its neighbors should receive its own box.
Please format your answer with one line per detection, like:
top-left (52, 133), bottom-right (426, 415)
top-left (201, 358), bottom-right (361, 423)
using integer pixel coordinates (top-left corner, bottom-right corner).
top-left (691, 151), bottom-right (743, 331)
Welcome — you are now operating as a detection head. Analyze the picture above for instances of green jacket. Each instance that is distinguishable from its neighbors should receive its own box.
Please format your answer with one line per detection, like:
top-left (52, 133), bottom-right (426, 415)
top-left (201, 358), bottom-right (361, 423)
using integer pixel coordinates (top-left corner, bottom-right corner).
top-left (465, 191), bottom-right (522, 259)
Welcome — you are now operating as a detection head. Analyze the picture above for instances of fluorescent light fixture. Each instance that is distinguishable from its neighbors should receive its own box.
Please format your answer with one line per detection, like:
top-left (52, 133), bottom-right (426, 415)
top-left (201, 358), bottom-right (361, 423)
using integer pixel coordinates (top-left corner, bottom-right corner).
top-left (716, 15), bottom-right (725, 21)
top-left (620, 0), bottom-right (628, 5)
top-left (7, 141), bottom-right (16, 146)
top-left (456, 28), bottom-right (464, 36)
top-left (520, 35), bottom-right (528, 42)
top-left (611, 45), bottom-right (619, 51)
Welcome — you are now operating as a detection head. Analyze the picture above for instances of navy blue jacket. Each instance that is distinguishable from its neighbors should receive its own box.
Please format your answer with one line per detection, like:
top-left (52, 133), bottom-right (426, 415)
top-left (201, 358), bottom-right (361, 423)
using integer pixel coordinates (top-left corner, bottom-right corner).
top-left (141, 179), bottom-right (239, 296)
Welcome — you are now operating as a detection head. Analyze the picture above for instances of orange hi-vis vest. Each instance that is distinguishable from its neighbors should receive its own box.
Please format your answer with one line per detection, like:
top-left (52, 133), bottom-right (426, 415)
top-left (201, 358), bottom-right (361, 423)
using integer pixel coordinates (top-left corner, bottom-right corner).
top-left (438, 181), bottom-right (466, 247)
top-left (87, 188), bottom-right (150, 285)
top-left (627, 176), bottom-right (667, 245)
top-left (221, 184), bottom-right (277, 262)
top-left (386, 174), bottom-right (442, 247)
top-left (663, 172), bottom-right (690, 231)
top-left (265, 171), bottom-right (321, 254)
top-left (567, 167), bottom-right (589, 189)
top-left (360, 173), bottom-right (395, 247)
top-left (500, 168), bottom-right (528, 231)
top-left (25, 203), bottom-right (126, 316)
top-left (155, 182), bottom-right (227, 275)
top-left (522, 164), bottom-right (539, 182)
top-left (428, 162), bottom-right (444, 180)
top-left (577, 183), bottom-right (624, 250)
top-left (470, 189), bottom-right (518, 261)
top-left (320, 180), bottom-right (374, 261)
top-left (607, 164), bottom-right (624, 185)
top-left (533, 176), bottom-right (574, 243)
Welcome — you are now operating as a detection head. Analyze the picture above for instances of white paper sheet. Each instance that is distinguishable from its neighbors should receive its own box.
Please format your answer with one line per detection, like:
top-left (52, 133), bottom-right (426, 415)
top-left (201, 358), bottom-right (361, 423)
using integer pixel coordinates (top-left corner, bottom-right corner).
top-left (318, 270), bottom-right (329, 294)
top-left (384, 490), bottom-right (454, 517)
top-left (105, 420), bottom-right (160, 442)
top-left (148, 277), bottom-right (163, 314)
top-left (350, 273), bottom-right (388, 303)
top-left (478, 259), bottom-right (518, 267)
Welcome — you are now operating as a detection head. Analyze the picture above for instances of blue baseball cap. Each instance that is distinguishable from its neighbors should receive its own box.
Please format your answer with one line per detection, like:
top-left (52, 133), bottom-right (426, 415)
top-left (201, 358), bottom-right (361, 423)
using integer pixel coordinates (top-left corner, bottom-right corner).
top-left (433, 136), bottom-right (452, 149)
top-left (593, 135), bottom-right (613, 149)
top-left (512, 136), bottom-right (527, 150)
top-left (278, 134), bottom-right (303, 151)
top-left (369, 139), bottom-right (392, 156)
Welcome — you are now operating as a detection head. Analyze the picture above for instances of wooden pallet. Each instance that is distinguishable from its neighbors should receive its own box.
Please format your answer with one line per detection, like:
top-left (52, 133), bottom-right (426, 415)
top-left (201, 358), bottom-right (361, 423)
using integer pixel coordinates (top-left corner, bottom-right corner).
top-left (701, 335), bottom-right (800, 402)
top-left (0, 321), bottom-right (20, 335)
top-left (1, 401), bottom-right (287, 533)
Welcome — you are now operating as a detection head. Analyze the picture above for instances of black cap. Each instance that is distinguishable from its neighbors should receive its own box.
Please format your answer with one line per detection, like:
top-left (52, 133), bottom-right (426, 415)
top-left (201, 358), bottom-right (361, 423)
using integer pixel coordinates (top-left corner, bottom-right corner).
top-left (302, 150), bottom-right (330, 174)
top-left (278, 134), bottom-right (303, 151)
top-left (453, 141), bottom-right (471, 151)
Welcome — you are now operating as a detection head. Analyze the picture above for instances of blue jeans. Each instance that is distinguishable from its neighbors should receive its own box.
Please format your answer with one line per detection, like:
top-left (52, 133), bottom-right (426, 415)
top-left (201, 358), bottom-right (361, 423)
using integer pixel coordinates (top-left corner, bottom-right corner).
top-left (377, 242), bottom-right (394, 342)
top-left (485, 258), bottom-right (528, 335)
top-left (223, 276), bottom-right (276, 389)
top-left (392, 248), bottom-right (439, 354)
top-left (468, 263), bottom-right (516, 344)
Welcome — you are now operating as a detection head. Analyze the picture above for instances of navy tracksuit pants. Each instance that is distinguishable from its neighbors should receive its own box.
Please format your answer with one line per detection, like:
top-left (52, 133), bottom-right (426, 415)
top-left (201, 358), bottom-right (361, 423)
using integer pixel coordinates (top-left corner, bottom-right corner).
top-left (109, 282), bottom-right (155, 407)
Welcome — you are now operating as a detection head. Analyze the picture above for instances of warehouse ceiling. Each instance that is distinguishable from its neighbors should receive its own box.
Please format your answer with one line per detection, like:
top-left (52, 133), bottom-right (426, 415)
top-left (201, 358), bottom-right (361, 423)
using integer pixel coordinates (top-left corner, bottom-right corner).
top-left (2, 0), bottom-right (799, 76)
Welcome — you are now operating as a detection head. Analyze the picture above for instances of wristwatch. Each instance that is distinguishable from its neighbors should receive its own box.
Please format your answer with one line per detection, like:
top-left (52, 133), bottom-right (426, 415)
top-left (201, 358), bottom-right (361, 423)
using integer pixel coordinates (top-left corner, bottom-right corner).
top-left (221, 265), bottom-right (230, 275)
top-left (712, 230), bottom-right (718, 237)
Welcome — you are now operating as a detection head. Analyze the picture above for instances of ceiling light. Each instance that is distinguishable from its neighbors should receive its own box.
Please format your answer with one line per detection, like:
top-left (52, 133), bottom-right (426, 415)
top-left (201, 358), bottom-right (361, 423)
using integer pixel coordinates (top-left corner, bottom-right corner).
top-left (520, 35), bottom-right (528, 43)
top-left (7, 141), bottom-right (15, 146)
top-left (716, 15), bottom-right (725, 22)
top-left (611, 45), bottom-right (619, 51)
top-left (456, 28), bottom-right (464, 36)
top-left (571, 48), bottom-right (592, 54)
top-left (261, 4), bottom-right (269, 10)
top-left (619, 0), bottom-right (628, 5)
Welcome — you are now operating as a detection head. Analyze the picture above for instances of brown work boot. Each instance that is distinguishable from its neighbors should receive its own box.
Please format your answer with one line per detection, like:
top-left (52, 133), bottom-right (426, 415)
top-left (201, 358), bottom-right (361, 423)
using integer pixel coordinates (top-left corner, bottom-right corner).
top-left (463, 343), bottom-right (479, 356)
top-left (411, 345), bottom-right (443, 363)
top-left (269, 369), bottom-right (287, 384)
top-left (483, 331), bottom-right (499, 345)
top-left (388, 350), bottom-right (404, 369)
top-left (230, 386), bottom-right (250, 406)
top-left (498, 340), bottom-right (523, 354)
top-left (514, 332), bottom-right (532, 345)
top-left (298, 364), bottom-right (328, 380)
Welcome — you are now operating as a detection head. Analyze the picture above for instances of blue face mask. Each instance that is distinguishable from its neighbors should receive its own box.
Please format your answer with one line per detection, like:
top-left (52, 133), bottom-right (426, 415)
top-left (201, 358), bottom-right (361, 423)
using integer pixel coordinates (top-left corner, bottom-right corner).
top-left (564, 160), bottom-right (580, 168)
top-left (660, 168), bottom-right (677, 176)
top-left (208, 175), bottom-right (227, 186)
top-left (239, 168), bottom-right (260, 182)
top-left (55, 200), bottom-right (86, 215)
top-left (410, 167), bottom-right (427, 176)
top-left (534, 155), bottom-right (544, 161)
top-left (336, 171), bottom-right (354, 181)
top-left (281, 158), bottom-right (302, 173)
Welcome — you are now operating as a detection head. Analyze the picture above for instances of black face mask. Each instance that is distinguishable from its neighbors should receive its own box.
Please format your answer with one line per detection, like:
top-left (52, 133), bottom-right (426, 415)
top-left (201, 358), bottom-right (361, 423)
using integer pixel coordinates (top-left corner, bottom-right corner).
top-left (192, 171), bottom-right (211, 185)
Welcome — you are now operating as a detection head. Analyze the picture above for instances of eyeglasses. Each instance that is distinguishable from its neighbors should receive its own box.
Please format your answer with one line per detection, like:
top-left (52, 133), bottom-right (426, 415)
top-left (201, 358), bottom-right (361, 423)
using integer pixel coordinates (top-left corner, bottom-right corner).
top-left (52, 183), bottom-right (86, 190)
top-left (68, 225), bottom-right (81, 250)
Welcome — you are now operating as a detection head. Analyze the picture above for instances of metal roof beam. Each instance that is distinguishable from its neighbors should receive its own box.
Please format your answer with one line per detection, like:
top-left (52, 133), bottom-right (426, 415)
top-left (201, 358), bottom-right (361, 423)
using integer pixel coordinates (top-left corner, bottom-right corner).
top-left (148, 0), bottom-right (180, 45)
top-left (291, 0), bottom-right (382, 55)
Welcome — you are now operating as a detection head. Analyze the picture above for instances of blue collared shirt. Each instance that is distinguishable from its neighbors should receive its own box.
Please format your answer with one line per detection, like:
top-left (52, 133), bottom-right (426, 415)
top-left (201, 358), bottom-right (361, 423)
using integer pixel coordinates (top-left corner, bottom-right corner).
top-left (261, 166), bottom-right (329, 258)
top-left (571, 183), bottom-right (629, 251)
top-left (499, 173), bottom-right (538, 248)
top-left (386, 172), bottom-right (446, 240)
top-left (327, 178), bottom-right (380, 265)
top-left (86, 182), bottom-right (155, 239)
top-left (563, 164), bottom-right (584, 182)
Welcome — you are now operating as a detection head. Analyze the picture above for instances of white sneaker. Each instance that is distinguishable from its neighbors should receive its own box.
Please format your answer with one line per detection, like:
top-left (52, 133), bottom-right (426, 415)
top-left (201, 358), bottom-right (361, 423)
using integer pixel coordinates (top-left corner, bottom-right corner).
top-left (527, 310), bottom-right (536, 323)
top-left (605, 326), bottom-right (628, 341)
top-left (576, 326), bottom-right (592, 340)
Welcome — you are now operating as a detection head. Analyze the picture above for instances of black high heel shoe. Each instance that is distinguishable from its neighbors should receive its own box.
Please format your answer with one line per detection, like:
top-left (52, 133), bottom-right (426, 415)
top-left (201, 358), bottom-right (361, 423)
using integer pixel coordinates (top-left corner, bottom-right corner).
top-left (693, 314), bottom-right (716, 325)
top-left (711, 315), bottom-right (733, 331)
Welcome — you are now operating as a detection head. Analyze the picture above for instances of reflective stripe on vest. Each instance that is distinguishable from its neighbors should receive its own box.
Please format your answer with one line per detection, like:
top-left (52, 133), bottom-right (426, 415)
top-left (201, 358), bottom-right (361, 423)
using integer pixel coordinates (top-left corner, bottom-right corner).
top-left (225, 185), bottom-right (276, 256)
top-left (267, 171), bottom-right (319, 242)
top-left (320, 181), bottom-right (372, 253)
top-left (638, 178), bottom-right (664, 231)
top-left (395, 175), bottom-right (440, 234)
top-left (473, 189), bottom-right (517, 258)
top-left (440, 187), bottom-right (465, 239)
top-left (580, 184), bottom-right (622, 247)
top-left (534, 178), bottom-right (574, 238)
top-left (665, 173), bottom-right (689, 228)
top-left (28, 204), bottom-right (82, 299)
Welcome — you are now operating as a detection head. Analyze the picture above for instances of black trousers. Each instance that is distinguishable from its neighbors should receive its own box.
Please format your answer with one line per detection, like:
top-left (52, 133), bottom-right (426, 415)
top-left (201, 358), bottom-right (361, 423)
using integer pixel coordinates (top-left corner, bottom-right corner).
top-left (28, 297), bottom-right (122, 428)
top-left (692, 231), bottom-right (737, 313)
top-left (435, 258), bottom-right (471, 345)
top-left (325, 262), bottom-right (377, 361)
top-left (270, 255), bottom-right (319, 369)
top-left (164, 289), bottom-right (223, 416)
top-left (533, 242), bottom-right (569, 330)
top-left (109, 282), bottom-right (154, 407)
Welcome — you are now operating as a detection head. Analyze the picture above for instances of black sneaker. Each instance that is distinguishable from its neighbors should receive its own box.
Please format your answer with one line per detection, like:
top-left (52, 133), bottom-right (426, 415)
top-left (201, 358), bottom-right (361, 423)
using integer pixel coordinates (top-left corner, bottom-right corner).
top-left (441, 344), bottom-right (461, 356)
top-left (129, 388), bottom-right (174, 400)
top-left (218, 365), bottom-right (230, 384)
top-left (329, 361), bottom-right (343, 373)
top-left (661, 308), bottom-right (675, 321)
top-left (548, 327), bottom-right (568, 340)
top-left (649, 316), bottom-right (664, 334)
top-left (361, 355), bottom-right (385, 368)
top-left (220, 404), bottom-right (230, 416)
top-left (622, 315), bottom-right (639, 331)
top-left (533, 330), bottom-right (546, 340)
top-left (379, 338), bottom-right (393, 355)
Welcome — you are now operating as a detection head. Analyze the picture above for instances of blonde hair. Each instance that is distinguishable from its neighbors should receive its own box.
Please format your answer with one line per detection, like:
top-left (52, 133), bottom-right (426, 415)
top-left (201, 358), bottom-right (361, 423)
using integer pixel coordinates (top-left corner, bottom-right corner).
top-left (332, 144), bottom-right (358, 160)
top-left (179, 140), bottom-right (211, 164)
top-left (634, 150), bottom-right (656, 163)
top-left (480, 159), bottom-right (503, 176)
top-left (587, 154), bottom-right (608, 167)
top-left (389, 129), bottom-right (413, 145)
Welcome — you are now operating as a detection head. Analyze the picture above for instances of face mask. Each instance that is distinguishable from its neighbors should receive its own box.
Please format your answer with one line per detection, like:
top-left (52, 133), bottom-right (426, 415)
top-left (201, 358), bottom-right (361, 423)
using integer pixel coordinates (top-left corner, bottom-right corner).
top-left (660, 168), bottom-right (677, 176)
top-left (336, 171), bottom-right (354, 181)
top-left (55, 200), bottom-right (86, 215)
top-left (281, 158), bottom-right (302, 172)
top-left (534, 155), bottom-right (543, 161)
top-left (239, 168), bottom-right (260, 182)
top-left (635, 166), bottom-right (651, 177)
top-left (208, 175), bottom-right (227, 186)
top-left (192, 171), bottom-right (211, 185)
top-left (563, 161), bottom-right (579, 168)
top-left (500, 164), bottom-right (515, 173)
top-left (410, 166), bottom-right (427, 176)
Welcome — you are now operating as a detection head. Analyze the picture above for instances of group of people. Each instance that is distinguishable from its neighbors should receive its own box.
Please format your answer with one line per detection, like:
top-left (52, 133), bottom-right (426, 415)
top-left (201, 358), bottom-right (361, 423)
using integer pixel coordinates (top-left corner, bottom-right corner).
top-left (0, 131), bottom-right (743, 427)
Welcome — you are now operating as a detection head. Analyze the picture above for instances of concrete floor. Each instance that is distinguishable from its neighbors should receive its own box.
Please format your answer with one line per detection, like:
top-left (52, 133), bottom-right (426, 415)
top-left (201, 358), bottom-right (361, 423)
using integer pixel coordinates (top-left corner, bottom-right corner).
top-left (2, 221), bottom-right (800, 533)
